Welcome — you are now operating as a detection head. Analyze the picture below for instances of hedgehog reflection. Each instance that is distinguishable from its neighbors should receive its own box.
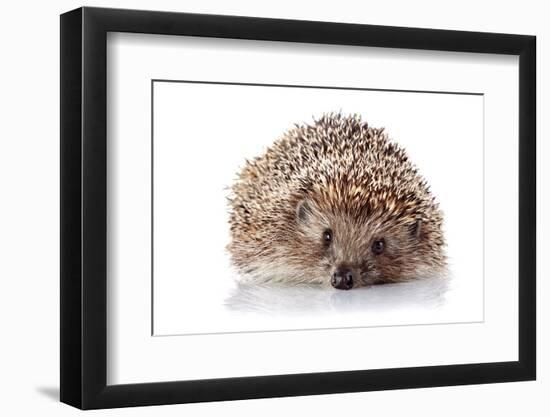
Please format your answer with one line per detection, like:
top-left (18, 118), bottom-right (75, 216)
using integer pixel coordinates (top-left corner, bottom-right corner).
top-left (227, 113), bottom-right (446, 290)
top-left (224, 277), bottom-right (449, 315)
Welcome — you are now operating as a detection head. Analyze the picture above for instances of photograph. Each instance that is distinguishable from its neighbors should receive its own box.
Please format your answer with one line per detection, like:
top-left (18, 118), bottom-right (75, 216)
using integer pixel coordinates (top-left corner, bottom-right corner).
top-left (151, 80), bottom-right (484, 336)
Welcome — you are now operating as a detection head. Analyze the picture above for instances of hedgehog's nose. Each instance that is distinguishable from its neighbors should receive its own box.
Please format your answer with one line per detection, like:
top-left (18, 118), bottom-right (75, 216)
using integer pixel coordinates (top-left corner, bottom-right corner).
top-left (331, 268), bottom-right (354, 290)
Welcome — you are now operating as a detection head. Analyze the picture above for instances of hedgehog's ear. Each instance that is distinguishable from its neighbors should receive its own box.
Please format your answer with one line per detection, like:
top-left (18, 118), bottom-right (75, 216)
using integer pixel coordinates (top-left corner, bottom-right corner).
top-left (296, 199), bottom-right (314, 223)
top-left (410, 219), bottom-right (422, 239)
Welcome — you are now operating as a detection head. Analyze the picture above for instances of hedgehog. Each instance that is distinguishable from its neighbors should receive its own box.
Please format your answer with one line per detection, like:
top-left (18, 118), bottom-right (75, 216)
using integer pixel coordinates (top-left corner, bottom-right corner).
top-left (227, 113), bottom-right (446, 290)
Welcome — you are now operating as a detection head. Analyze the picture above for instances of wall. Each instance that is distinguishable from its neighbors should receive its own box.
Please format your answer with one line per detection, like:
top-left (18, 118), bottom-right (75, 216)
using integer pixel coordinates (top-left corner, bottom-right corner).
top-left (0, 0), bottom-right (545, 415)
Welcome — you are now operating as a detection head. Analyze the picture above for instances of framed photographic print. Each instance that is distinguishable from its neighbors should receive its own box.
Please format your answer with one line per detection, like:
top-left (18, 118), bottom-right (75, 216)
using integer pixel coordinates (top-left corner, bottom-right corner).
top-left (60, 6), bottom-right (536, 409)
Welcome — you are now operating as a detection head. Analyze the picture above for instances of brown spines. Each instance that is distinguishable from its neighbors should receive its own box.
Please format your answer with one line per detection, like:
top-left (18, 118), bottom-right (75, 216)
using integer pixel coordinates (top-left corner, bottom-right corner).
top-left (227, 112), bottom-right (446, 283)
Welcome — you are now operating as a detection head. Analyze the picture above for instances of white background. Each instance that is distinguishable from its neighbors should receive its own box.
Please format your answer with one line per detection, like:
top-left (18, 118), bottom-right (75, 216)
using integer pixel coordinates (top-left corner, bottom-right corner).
top-left (0, 0), bottom-right (546, 416)
top-left (108, 32), bottom-right (515, 384)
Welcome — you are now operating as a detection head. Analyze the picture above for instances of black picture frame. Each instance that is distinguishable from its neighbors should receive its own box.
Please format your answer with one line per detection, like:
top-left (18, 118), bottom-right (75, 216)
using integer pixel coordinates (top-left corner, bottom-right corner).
top-left (60, 6), bottom-right (536, 410)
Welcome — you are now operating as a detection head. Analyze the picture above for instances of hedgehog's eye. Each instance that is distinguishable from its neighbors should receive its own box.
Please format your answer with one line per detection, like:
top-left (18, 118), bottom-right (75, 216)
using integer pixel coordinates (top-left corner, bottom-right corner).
top-left (323, 229), bottom-right (332, 244)
top-left (371, 239), bottom-right (385, 255)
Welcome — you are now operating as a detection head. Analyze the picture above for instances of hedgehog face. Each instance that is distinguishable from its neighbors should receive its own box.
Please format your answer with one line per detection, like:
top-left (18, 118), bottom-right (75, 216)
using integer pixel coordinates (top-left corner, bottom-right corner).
top-left (295, 198), bottom-right (427, 290)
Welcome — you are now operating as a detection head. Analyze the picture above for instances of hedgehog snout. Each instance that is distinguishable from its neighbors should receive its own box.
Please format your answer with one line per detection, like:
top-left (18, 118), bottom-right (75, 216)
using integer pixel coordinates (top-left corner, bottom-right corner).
top-left (331, 267), bottom-right (354, 290)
